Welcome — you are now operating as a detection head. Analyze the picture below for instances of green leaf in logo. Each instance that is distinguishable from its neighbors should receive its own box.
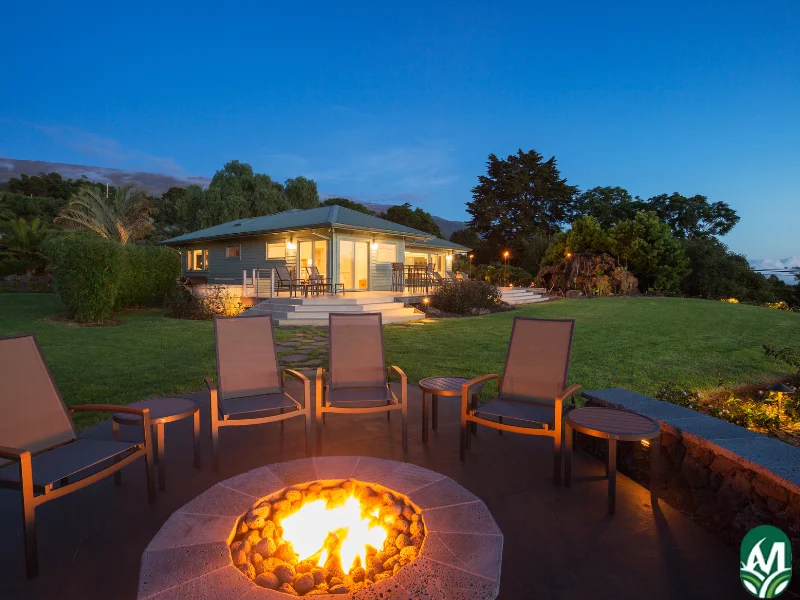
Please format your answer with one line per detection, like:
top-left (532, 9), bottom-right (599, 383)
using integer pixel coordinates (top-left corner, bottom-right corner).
top-left (740, 525), bottom-right (792, 598)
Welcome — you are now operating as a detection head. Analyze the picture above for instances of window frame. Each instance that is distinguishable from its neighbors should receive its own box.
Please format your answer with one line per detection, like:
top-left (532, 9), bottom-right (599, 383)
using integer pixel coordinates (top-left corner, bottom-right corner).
top-left (375, 242), bottom-right (397, 263)
top-left (225, 245), bottom-right (241, 259)
top-left (266, 242), bottom-right (287, 260)
top-left (187, 248), bottom-right (209, 271)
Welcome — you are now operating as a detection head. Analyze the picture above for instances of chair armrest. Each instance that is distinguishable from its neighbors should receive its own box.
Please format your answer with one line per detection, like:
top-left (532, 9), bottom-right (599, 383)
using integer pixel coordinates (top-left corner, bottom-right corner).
top-left (387, 365), bottom-right (407, 382)
top-left (461, 373), bottom-right (500, 392)
top-left (70, 404), bottom-right (149, 417)
top-left (205, 377), bottom-right (218, 393)
top-left (282, 369), bottom-right (310, 384)
top-left (557, 384), bottom-right (582, 405)
top-left (0, 445), bottom-right (30, 461)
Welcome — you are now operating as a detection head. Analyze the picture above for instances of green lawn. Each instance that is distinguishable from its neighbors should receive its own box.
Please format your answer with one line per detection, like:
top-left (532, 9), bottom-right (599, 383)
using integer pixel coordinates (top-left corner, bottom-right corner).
top-left (2, 293), bottom-right (799, 429)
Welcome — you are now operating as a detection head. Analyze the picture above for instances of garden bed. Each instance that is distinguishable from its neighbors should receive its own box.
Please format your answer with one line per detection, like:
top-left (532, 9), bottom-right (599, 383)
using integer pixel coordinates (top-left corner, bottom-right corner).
top-left (410, 303), bottom-right (515, 319)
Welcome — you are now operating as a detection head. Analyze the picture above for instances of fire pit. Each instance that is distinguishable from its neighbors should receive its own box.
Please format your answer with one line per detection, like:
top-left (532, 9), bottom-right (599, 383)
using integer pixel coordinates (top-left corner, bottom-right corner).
top-left (137, 457), bottom-right (502, 599)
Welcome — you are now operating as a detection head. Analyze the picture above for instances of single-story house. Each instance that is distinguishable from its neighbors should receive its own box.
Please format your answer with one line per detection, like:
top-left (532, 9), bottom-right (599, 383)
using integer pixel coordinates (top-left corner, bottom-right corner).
top-left (161, 204), bottom-right (471, 293)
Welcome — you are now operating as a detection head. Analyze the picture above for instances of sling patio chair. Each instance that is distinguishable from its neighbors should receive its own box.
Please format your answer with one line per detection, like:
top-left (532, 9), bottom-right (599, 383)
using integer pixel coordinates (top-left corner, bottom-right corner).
top-left (458, 317), bottom-right (581, 484)
top-left (275, 265), bottom-right (305, 297)
top-left (316, 313), bottom-right (408, 454)
top-left (207, 315), bottom-right (312, 471)
top-left (0, 333), bottom-right (156, 578)
top-left (305, 265), bottom-right (345, 296)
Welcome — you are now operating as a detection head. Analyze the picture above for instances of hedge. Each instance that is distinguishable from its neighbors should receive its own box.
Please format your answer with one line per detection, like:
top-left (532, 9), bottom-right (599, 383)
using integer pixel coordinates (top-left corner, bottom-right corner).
top-left (45, 233), bottom-right (180, 322)
top-left (430, 280), bottom-right (502, 315)
top-left (116, 244), bottom-right (181, 310)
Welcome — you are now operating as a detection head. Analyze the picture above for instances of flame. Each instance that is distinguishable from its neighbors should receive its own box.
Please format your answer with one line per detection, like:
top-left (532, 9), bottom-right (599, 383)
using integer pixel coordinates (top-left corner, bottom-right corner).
top-left (279, 496), bottom-right (387, 572)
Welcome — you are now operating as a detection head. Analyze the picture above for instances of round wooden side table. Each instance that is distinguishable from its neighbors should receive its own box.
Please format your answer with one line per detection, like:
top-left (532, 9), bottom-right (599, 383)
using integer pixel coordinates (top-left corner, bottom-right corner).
top-left (418, 377), bottom-right (480, 443)
top-left (564, 407), bottom-right (660, 515)
top-left (112, 397), bottom-right (200, 491)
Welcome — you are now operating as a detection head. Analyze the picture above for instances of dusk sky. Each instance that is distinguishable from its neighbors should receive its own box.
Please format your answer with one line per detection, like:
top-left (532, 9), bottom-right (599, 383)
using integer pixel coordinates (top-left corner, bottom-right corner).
top-left (1, 1), bottom-right (798, 267)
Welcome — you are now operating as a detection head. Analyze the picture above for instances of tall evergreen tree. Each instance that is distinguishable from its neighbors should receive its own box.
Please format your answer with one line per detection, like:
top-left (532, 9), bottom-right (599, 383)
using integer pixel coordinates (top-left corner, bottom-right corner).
top-left (468, 149), bottom-right (578, 262)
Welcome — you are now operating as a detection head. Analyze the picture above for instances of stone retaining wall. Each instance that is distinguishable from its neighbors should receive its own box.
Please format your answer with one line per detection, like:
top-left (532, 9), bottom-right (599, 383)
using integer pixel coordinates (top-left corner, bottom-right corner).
top-left (581, 388), bottom-right (800, 565)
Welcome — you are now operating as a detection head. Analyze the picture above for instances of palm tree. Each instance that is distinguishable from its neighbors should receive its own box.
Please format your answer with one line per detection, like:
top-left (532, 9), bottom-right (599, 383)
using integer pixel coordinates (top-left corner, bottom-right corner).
top-left (55, 184), bottom-right (155, 244)
top-left (0, 217), bottom-right (49, 275)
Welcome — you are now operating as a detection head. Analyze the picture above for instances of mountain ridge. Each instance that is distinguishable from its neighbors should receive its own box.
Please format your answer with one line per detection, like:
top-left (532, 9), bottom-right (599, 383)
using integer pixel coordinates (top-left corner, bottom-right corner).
top-left (0, 157), bottom-right (467, 238)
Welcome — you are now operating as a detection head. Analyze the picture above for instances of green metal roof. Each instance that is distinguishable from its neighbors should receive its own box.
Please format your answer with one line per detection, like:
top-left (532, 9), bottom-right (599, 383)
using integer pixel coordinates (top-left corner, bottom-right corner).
top-left (160, 205), bottom-right (438, 246)
top-left (406, 238), bottom-right (472, 252)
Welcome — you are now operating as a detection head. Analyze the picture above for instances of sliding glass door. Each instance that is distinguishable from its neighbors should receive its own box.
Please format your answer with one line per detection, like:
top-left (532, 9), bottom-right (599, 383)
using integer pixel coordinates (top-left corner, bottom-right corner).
top-left (338, 240), bottom-right (369, 290)
top-left (298, 239), bottom-right (328, 280)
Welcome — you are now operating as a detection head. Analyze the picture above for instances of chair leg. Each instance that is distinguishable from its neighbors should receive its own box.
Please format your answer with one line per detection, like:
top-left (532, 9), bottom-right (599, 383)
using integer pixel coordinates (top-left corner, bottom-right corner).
top-left (465, 418), bottom-right (472, 450)
top-left (156, 424), bottom-right (166, 492)
top-left (305, 412), bottom-right (312, 457)
top-left (470, 394), bottom-right (478, 436)
top-left (212, 420), bottom-right (220, 473)
top-left (564, 424), bottom-right (573, 487)
top-left (498, 416), bottom-right (503, 435)
top-left (315, 410), bottom-right (323, 456)
top-left (459, 421), bottom-right (467, 461)
top-left (193, 410), bottom-right (201, 469)
top-left (650, 435), bottom-right (661, 506)
top-left (280, 408), bottom-right (285, 434)
top-left (20, 453), bottom-right (38, 579)
top-left (553, 431), bottom-right (562, 486)
top-left (142, 427), bottom-right (157, 504)
top-left (608, 439), bottom-right (617, 515)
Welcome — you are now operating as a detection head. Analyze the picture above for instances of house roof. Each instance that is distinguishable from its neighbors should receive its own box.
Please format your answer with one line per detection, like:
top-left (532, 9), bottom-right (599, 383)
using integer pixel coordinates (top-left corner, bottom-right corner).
top-left (406, 238), bottom-right (472, 252)
top-left (160, 205), bottom-right (439, 246)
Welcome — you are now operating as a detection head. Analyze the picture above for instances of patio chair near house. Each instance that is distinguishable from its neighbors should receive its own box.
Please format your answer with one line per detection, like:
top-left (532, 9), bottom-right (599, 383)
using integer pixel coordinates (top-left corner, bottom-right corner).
top-left (207, 315), bottom-right (312, 471)
top-left (275, 265), bottom-right (304, 297)
top-left (316, 313), bottom-right (408, 454)
top-left (0, 334), bottom-right (156, 579)
top-left (458, 317), bottom-right (581, 484)
top-left (446, 270), bottom-right (459, 281)
top-left (305, 265), bottom-right (345, 295)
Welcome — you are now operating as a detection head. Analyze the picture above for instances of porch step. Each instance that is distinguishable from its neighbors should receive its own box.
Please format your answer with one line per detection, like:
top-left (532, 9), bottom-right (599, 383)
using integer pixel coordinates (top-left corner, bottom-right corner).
top-left (499, 287), bottom-right (550, 305)
top-left (241, 293), bottom-right (425, 325)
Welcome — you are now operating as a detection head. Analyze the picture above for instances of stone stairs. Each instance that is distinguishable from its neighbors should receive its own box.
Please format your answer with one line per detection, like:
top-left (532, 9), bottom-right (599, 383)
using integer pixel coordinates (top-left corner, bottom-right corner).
top-left (499, 287), bottom-right (550, 305)
top-left (241, 294), bottom-right (425, 326)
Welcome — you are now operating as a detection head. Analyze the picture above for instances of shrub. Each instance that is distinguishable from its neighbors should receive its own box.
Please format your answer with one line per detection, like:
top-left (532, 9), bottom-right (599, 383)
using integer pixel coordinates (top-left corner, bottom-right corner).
top-left (164, 285), bottom-right (244, 320)
top-left (45, 233), bottom-right (123, 322)
top-left (474, 264), bottom-right (533, 287)
top-left (116, 245), bottom-right (181, 309)
top-left (430, 280), bottom-right (502, 315)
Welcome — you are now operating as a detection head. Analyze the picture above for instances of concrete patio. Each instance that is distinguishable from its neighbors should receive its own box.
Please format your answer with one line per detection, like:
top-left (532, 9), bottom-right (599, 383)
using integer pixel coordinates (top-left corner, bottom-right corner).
top-left (0, 384), bottom-right (748, 600)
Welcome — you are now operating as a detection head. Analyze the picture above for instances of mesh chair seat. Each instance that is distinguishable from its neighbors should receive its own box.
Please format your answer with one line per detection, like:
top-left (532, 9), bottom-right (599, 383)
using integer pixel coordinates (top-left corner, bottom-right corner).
top-left (473, 397), bottom-right (556, 429)
top-left (0, 438), bottom-right (141, 491)
top-left (326, 386), bottom-right (393, 407)
top-left (220, 392), bottom-right (298, 420)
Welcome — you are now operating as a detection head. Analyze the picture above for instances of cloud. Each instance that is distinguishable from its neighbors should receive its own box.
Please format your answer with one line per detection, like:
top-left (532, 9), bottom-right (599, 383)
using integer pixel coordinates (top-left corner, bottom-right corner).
top-left (749, 257), bottom-right (800, 283)
top-left (27, 123), bottom-right (186, 176)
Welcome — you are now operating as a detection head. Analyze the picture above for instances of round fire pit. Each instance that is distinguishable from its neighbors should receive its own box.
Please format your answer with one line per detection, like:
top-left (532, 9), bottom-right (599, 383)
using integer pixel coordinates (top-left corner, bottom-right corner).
top-left (137, 457), bottom-right (502, 599)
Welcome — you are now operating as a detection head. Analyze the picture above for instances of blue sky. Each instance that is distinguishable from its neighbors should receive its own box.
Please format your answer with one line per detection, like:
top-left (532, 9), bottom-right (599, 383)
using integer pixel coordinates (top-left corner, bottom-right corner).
top-left (1, 1), bottom-right (798, 265)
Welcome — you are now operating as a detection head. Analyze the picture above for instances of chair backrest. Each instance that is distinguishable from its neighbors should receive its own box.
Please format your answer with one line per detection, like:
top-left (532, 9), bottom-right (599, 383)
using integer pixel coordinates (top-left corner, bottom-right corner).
top-left (432, 271), bottom-right (445, 282)
top-left (275, 265), bottom-right (293, 284)
top-left (391, 262), bottom-right (403, 272)
top-left (214, 315), bottom-right (282, 400)
top-left (0, 334), bottom-right (76, 457)
top-left (447, 271), bottom-right (458, 281)
top-left (307, 265), bottom-right (322, 281)
top-left (328, 313), bottom-right (387, 389)
top-left (500, 317), bottom-right (575, 400)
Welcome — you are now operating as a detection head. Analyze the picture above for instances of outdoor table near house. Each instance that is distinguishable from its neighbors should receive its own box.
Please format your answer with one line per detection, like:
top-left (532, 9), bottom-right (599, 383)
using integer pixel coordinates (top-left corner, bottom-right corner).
top-left (112, 397), bottom-right (200, 491)
top-left (418, 377), bottom-right (480, 443)
top-left (564, 407), bottom-right (661, 515)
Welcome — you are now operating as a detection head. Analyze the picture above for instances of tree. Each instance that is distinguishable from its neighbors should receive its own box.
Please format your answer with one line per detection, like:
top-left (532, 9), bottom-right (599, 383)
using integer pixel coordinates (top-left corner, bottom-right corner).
top-left (574, 186), bottom-right (644, 229)
top-left (647, 193), bottom-right (739, 239)
top-left (196, 185), bottom-right (250, 229)
top-left (54, 184), bottom-right (155, 244)
top-left (608, 211), bottom-right (690, 292)
top-left (285, 176), bottom-right (320, 209)
top-left (174, 185), bottom-right (205, 232)
top-left (253, 174), bottom-right (290, 216)
top-left (321, 197), bottom-right (375, 215)
top-left (0, 218), bottom-right (50, 274)
top-left (382, 203), bottom-right (442, 237)
top-left (467, 149), bottom-right (578, 262)
top-left (7, 172), bottom-right (84, 199)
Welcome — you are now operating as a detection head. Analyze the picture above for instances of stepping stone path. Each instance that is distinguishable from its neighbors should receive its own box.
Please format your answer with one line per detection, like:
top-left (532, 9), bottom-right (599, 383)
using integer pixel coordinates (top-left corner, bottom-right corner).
top-left (276, 327), bottom-right (329, 377)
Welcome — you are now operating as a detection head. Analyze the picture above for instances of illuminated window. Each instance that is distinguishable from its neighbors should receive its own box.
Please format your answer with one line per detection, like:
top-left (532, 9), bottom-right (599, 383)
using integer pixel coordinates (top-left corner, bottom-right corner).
top-left (188, 249), bottom-right (209, 271)
top-left (375, 242), bottom-right (397, 262)
top-left (226, 246), bottom-right (241, 259)
top-left (267, 242), bottom-right (286, 259)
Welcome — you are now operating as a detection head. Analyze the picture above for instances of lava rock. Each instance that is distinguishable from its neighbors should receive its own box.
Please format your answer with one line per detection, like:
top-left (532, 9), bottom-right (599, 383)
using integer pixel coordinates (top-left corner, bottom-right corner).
top-left (274, 542), bottom-right (297, 563)
top-left (329, 584), bottom-right (349, 594)
top-left (351, 566), bottom-right (366, 583)
top-left (395, 533), bottom-right (410, 549)
top-left (244, 529), bottom-right (261, 547)
top-left (254, 572), bottom-right (280, 590)
top-left (400, 546), bottom-right (416, 561)
top-left (245, 505), bottom-right (271, 529)
top-left (293, 573), bottom-right (315, 595)
top-left (238, 563), bottom-right (256, 580)
top-left (311, 566), bottom-right (326, 585)
top-left (254, 536), bottom-right (277, 558)
top-left (232, 550), bottom-right (248, 566)
top-left (285, 489), bottom-right (302, 503)
top-left (278, 583), bottom-right (300, 596)
top-left (230, 540), bottom-right (251, 554)
top-left (274, 562), bottom-right (296, 584)
top-left (260, 557), bottom-right (284, 573)
top-left (409, 522), bottom-right (423, 537)
top-left (261, 521), bottom-right (276, 539)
